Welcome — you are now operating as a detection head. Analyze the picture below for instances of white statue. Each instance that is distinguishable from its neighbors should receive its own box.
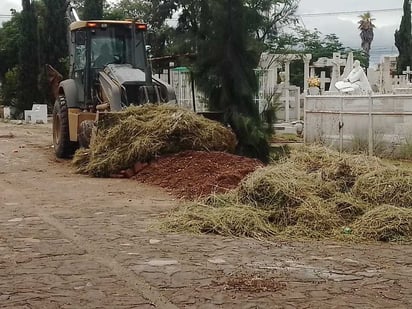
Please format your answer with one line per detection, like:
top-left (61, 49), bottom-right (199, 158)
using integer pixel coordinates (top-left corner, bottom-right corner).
top-left (335, 60), bottom-right (372, 94)
top-left (341, 52), bottom-right (354, 80)
top-left (279, 71), bottom-right (286, 83)
top-left (329, 53), bottom-right (343, 92)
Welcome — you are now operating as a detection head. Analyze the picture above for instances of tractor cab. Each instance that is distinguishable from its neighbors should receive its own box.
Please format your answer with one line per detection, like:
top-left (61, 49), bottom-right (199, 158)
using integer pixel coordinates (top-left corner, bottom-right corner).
top-left (69, 20), bottom-right (151, 110)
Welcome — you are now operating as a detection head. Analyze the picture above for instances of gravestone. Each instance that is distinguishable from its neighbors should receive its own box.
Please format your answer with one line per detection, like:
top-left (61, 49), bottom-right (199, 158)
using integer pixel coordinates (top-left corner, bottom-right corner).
top-left (24, 104), bottom-right (48, 124)
top-left (319, 71), bottom-right (330, 93)
top-left (258, 53), bottom-right (312, 122)
top-left (402, 66), bottom-right (412, 82)
top-left (380, 56), bottom-right (397, 93)
top-left (312, 52), bottom-right (347, 92)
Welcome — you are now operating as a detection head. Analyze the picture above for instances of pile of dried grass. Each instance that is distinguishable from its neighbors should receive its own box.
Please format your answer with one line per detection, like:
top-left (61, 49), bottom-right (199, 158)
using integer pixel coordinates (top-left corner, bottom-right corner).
top-left (292, 196), bottom-right (343, 232)
top-left (289, 145), bottom-right (385, 191)
top-left (203, 191), bottom-right (240, 208)
top-left (237, 162), bottom-right (333, 209)
top-left (160, 203), bottom-right (278, 238)
top-left (329, 193), bottom-right (371, 222)
top-left (352, 168), bottom-right (412, 207)
top-left (288, 145), bottom-right (340, 173)
top-left (353, 205), bottom-right (412, 241)
top-left (289, 145), bottom-right (384, 175)
top-left (73, 104), bottom-right (237, 176)
top-left (160, 145), bottom-right (412, 242)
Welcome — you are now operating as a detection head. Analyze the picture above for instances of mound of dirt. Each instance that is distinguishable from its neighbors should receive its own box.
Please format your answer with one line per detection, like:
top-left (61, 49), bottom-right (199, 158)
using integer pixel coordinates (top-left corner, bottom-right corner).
top-left (134, 150), bottom-right (263, 199)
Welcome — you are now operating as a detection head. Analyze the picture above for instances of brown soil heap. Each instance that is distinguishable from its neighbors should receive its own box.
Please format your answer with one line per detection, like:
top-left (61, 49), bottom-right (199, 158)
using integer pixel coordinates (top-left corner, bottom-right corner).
top-left (133, 150), bottom-right (263, 199)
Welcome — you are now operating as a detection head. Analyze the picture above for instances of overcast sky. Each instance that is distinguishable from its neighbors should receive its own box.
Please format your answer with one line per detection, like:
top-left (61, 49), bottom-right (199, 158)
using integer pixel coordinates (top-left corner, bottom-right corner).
top-left (296, 0), bottom-right (404, 64)
top-left (0, 0), bottom-right (405, 64)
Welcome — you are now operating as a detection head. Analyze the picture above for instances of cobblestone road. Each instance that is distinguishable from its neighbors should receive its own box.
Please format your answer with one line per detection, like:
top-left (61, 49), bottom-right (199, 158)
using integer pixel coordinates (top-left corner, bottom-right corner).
top-left (0, 122), bottom-right (411, 308)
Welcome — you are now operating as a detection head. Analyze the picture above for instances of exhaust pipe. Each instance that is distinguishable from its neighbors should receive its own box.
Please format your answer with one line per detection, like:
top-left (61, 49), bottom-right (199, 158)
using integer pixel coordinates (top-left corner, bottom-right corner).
top-left (71, 7), bottom-right (80, 21)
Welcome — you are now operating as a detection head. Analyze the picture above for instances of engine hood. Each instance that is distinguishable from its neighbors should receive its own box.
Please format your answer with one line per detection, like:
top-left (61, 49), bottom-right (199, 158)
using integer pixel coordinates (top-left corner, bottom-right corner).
top-left (104, 64), bottom-right (147, 85)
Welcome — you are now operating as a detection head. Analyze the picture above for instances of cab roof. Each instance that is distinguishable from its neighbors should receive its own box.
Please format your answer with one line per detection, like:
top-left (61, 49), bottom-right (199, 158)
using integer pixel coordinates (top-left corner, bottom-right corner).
top-left (70, 20), bottom-right (147, 31)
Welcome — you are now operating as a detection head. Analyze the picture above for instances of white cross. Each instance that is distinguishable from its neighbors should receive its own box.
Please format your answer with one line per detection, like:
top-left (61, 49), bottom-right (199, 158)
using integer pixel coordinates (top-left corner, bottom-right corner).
top-left (402, 66), bottom-right (412, 81)
top-left (319, 71), bottom-right (331, 93)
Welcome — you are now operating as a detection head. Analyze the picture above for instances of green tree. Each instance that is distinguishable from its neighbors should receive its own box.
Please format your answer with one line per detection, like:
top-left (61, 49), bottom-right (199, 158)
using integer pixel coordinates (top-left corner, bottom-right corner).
top-left (83, 0), bottom-right (104, 20)
top-left (246, 0), bottom-right (298, 43)
top-left (194, 0), bottom-right (272, 162)
top-left (105, 0), bottom-right (177, 59)
top-left (1, 68), bottom-right (19, 106)
top-left (42, 0), bottom-right (69, 75)
top-left (38, 0), bottom-right (69, 106)
top-left (105, 0), bottom-right (149, 19)
top-left (358, 12), bottom-right (375, 67)
top-left (172, 0), bottom-right (203, 54)
top-left (16, 0), bottom-right (40, 115)
top-left (0, 12), bottom-right (21, 80)
top-left (173, 0), bottom-right (298, 53)
top-left (395, 0), bottom-right (412, 74)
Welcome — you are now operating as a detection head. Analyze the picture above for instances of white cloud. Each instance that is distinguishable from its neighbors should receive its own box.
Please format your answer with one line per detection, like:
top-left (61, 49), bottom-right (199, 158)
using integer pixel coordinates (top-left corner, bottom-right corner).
top-left (296, 0), bottom-right (404, 64)
top-left (297, 0), bottom-right (403, 45)
top-left (0, 0), bottom-right (21, 25)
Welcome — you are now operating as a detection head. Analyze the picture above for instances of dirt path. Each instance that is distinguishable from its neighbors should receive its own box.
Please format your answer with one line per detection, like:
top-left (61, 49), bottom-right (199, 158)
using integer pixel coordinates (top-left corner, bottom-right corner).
top-left (0, 121), bottom-right (411, 309)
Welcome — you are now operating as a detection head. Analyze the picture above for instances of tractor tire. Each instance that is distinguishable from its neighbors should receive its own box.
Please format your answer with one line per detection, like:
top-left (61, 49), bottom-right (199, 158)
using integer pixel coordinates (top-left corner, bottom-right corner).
top-left (53, 95), bottom-right (76, 158)
top-left (78, 120), bottom-right (95, 149)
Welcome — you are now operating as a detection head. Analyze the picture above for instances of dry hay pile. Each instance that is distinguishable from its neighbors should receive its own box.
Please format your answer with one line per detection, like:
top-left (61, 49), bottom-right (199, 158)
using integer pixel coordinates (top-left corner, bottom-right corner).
top-left (160, 203), bottom-right (278, 238)
top-left (289, 145), bottom-right (385, 192)
top-left (292, 196), bottom-right (343, 233)
top-left (238, 163), bottom-right (324, 209)
top-left (72, 104), bottom-right (237, 177)
top-left (289, 145), bottom-right (385, 175)
top-left (329, 193), bottom-right (371, 222)
top-left (352, 168), bottom-right (412, 207)
top-left (353, 205), bottom-right (412, 241)
top-left (160, 145), bottom-right (412, 242)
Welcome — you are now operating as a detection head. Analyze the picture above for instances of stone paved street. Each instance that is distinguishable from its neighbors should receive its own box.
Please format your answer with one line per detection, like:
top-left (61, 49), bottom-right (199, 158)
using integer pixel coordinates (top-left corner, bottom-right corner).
top-left (0, 122), bottom-right (411, 308)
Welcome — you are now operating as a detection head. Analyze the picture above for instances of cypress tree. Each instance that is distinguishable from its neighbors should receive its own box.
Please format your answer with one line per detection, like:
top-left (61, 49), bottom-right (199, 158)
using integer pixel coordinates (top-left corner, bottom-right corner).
top-left (195, 0), bottom-right (272, 162)
top-left (395, 0), bottom-right (412, 74)
top-left (16, 0), bottom-right (40, 115)
top-left (42, 0), bottom-right (69, 75)
top-left (36, 0), bottom-right (69, 107)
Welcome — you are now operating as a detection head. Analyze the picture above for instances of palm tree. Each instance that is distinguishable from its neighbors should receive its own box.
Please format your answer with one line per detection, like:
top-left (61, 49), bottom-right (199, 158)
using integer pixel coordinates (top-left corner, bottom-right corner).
top-left (358, 12), bottom-right (376, 66)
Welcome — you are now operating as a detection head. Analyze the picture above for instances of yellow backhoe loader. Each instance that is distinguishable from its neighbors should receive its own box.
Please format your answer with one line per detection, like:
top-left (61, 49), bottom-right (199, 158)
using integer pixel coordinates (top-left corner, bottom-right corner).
top-left (49, 4), bottom-right (176, 158)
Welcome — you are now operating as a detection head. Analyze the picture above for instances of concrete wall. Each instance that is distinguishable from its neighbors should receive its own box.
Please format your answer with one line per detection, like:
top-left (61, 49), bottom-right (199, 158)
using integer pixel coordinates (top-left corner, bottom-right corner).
top-left (304, 94), bottom-right (412, 156)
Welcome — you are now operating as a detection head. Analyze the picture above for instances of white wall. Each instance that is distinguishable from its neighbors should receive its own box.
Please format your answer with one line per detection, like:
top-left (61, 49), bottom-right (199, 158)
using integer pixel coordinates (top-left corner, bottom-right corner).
top-left (305, 94), bottom-right (412, 155)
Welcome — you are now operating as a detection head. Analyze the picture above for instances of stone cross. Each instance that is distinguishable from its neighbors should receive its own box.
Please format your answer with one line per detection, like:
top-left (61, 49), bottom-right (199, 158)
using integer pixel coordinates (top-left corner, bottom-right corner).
top-left (313, 52), bottom-right (346, 91)
top-left (402, 66), bottom-right (412, 82)
top-left (381, 56), bottom-right (397, 93)
top-left (319, 71), bottom-right (331, 93)
top-left (329, 52), bottom-right (345, 92)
